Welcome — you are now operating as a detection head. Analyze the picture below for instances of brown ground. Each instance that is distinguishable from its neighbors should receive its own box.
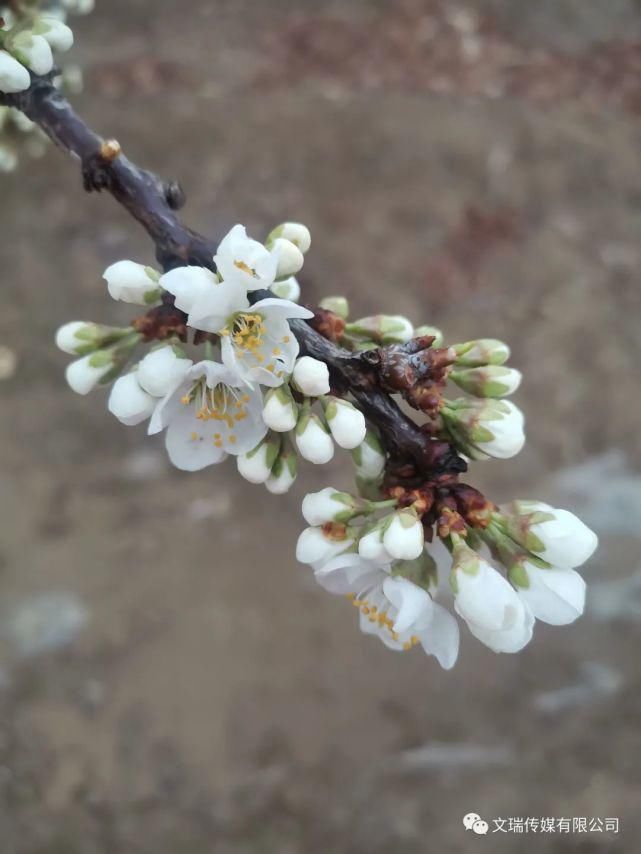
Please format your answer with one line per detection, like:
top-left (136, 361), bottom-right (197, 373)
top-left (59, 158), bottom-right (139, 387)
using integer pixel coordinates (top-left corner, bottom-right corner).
top-left (1, 1), bottom-right (641, 851)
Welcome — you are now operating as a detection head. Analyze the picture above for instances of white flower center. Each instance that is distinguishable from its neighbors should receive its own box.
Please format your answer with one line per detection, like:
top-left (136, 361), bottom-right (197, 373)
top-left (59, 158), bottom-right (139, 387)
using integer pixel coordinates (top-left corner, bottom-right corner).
top-left (181, 380), bottom-right (250, 448)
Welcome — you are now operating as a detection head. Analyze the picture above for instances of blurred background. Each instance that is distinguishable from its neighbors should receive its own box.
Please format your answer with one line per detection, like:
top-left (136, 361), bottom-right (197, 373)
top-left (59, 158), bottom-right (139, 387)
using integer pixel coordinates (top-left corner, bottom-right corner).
top-left (1, 0), bottom-right (641, 851)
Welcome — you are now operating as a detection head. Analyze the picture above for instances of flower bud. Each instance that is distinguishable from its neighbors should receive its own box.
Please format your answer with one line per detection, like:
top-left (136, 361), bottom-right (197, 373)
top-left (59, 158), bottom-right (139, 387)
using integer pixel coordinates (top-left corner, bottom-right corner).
top-left (345, 315), bottom-right (414, 345)
top-left (442, 398), bottom-right (525, 460)
top-left (65, 352), bottom-right (112, 395)
top-left (452, 338), bottom-right (510, 367)
top-left (12, 34), bottom-right (54, 76)
top-left (55, 321), bottom-right (127, 356)
top-left (296, 524), bottom-right (355, 565)
top-left (501, 504), bottom-right (597, 569)
top-left (267, 222), bottom-right (311, 254)
top-left (272, 238), bottom-right (304, 278)
top-left (262, 385), bottom-right (298, 432)
top-left (450, 539), bottom-right (533, 653)
top-left (237, 434), bottom-right (281, 484)
top-left (39, 17), bottom-right (74, 52)
top-left (295, 412), bottom-right (334, 464)
top-left (265, 448), bottom-right (297, 494)
top-left (510, 560), bottom-right (585, 626)
top-left (351, 430), bottom-right (385, 479)
top-left (104, 261), bottom-right (161, 305)
top-left (319, 296), bottom-right (349, 320)
top-left (302, 487), bottom-right (366, 525)
top-left (323, 397), bottom-right (366, 449)
top-left (450, 365), bottom-right (522, 398)
top-left (358, 526), bottom-right (390, 562)
top-left (108, 372), bottom-right (156, 426)
top-left (136, 346), bottom-right (192, 398)
top-left (0, 50), bottom-right (31, 93)
top-left (292, 356), bottom-right (330, 397)
top-left (382, 509), bottom-right (424, 561)
top-left (270, 276), bottom-right (301, 302)
top-left (414, 324), bottom-right (444, 347)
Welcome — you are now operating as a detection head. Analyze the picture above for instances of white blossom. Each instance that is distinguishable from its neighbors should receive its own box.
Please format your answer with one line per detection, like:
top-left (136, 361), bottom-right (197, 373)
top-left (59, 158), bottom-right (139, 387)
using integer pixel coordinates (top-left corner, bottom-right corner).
top-left (104, 261), bottom-right (160, 305)
top-left (162, 266), bottom-right (313, 387)
top-left (314, 555), bottom-right (459, 667)
top-left (214, 224), bottom-right (278, 291)
top-left (512, 562), bottom-right (585, 626)
top-left (65, 353), bottom-right (111, 395)
top-left (292, 356), bottom-right (330, 397)
top-left (382, 510), bottom-right (424, 561)
top-left (0, 50), bottom-right (31, 93)
top-left (148, 360), bottom-right (266, 471)
top-left (219, 298), bottom-right (313, 388)
top-left (262, 385), bottom-right (298, 432)
top-left (451, 541), bottom-right (533, 653)
top-left (108, 372), bottom-right (156, 426)
top-left (136, 346), bottom-right (193, 398)
top-left (295, 412), bottom-right (334, 464)
top-left (324, 396), bottom-right (366, 449)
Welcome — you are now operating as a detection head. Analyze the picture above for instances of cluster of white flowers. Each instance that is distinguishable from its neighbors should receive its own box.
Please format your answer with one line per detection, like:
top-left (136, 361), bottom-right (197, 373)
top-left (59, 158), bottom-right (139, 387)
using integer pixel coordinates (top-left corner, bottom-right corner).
top-left (297, 489), bottom-right (597, 666)
top-left (56, 222), bottom-right (373, 486)
top-left (56, 218), bottom-right (598, 669)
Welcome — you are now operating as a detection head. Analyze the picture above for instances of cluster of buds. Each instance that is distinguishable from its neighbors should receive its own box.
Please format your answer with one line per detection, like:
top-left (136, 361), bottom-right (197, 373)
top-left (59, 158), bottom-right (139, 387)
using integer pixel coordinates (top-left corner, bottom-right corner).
top-left (0, 1), bottom-right (89, 169)
top-left (297, 488), bottom-right (596, 665)
top-left (56, 222), bottom-right (372, 490)
top-left (55, 219), bottom-right (598, 669)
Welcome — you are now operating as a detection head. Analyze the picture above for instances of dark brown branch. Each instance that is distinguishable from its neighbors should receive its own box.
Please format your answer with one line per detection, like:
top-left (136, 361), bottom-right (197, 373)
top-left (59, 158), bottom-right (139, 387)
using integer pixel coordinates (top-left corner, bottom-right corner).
top-left (1, 76), bottom-right (466, 477)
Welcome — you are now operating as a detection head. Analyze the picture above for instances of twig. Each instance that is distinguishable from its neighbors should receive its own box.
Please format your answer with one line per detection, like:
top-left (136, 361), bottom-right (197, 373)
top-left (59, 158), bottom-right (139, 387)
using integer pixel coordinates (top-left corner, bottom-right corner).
top-left (1, 76), bottom-right (466, 478)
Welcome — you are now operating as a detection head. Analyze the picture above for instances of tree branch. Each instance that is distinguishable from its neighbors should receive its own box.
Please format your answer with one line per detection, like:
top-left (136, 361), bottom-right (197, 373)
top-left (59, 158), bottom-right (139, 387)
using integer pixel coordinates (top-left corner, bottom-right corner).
top-left (1, 76), bottom-right (466, 478)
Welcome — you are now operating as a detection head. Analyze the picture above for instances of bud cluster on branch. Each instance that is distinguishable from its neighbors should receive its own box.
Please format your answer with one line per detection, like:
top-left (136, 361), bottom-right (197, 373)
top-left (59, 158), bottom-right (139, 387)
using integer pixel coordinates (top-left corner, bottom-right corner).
top-left (1, 24), bottom-right (599, 671)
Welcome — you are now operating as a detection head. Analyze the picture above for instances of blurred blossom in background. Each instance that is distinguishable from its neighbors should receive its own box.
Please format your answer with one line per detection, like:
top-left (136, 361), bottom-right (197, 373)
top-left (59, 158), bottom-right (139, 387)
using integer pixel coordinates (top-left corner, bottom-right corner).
top-left (0, 0), bottom-right (640, 851)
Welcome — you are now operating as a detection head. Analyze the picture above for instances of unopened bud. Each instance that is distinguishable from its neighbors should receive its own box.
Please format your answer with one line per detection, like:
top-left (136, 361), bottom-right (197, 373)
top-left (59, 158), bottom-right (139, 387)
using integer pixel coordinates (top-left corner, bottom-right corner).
top-left (270, 276), bottom-right (301, 302)
top-left (452, 338), bottom-right (510, 367)
top-left (272, 238), bottom-right (304, 278)
top-left (323, 396), bottom-right (366, 449)
top-left (319, 296), bottom-right (349, 320)
top-left (237, 434), bottom-right (281, 484)
top-left (345, 315), bottom-right (414, 345)
top-left (292, 356), bottom-right (330, 397)
top-left (414, 324), bottom-right (444, 347)
top-left (450, 365), bottom-right (522, 398)
top-left (295, 412), bottom-right (334, 464)
top-left (267, 222), bottom-right (311, 254)
top-left (262, 384), bottom-right (298, 432)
